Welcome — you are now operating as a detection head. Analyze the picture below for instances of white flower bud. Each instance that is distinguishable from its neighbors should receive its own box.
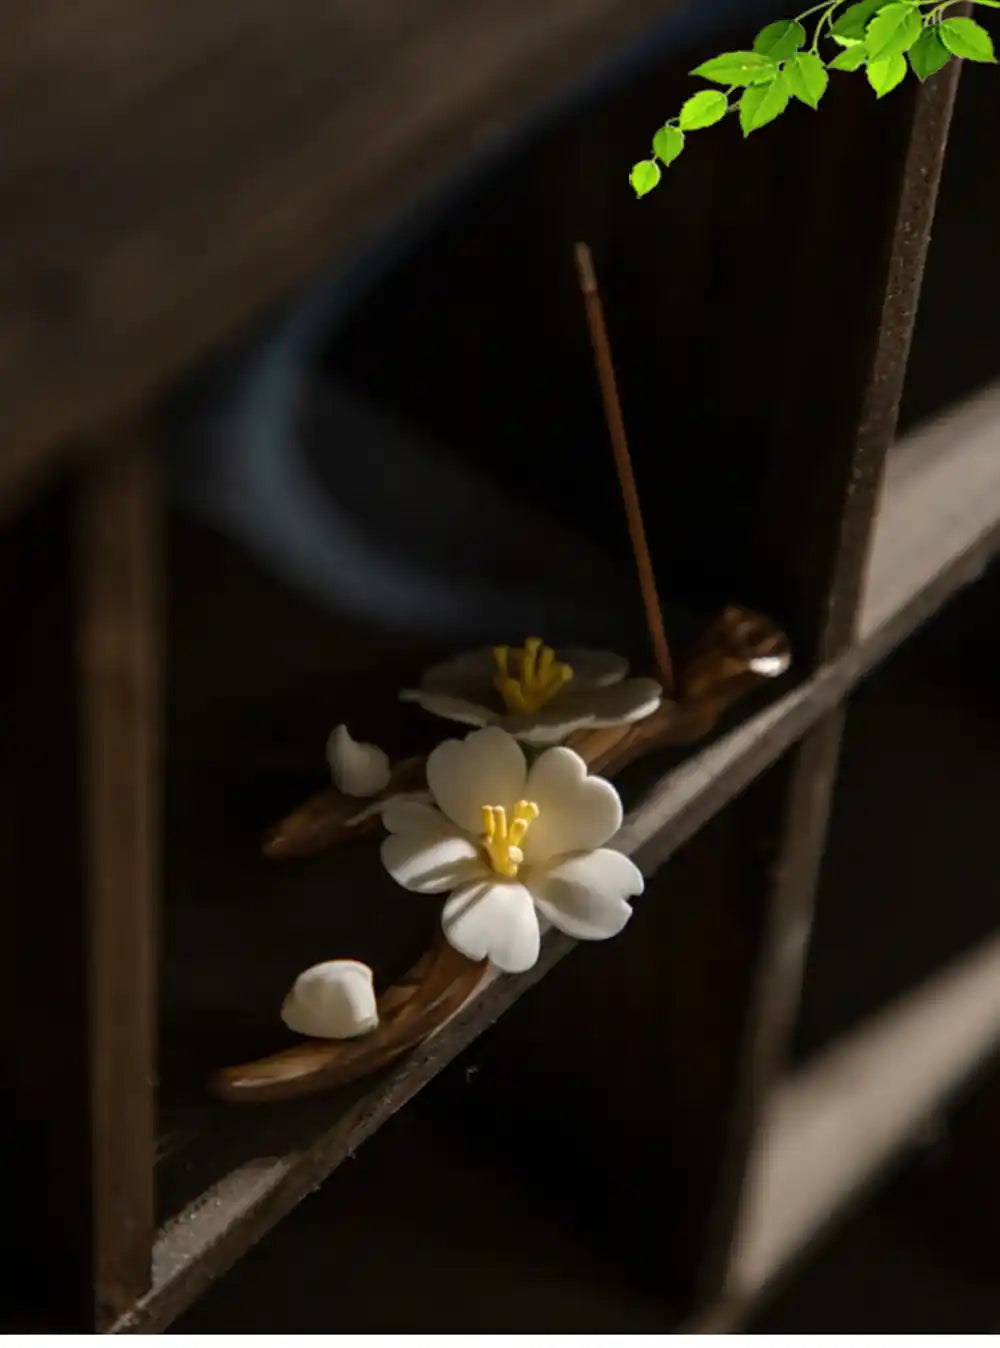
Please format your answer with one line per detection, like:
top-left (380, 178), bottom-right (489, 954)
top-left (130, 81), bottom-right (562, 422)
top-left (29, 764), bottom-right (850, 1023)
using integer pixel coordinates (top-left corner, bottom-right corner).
top-left (281, 960), bottom-right (379, 1039)
top-left (327, 724), bottom-right (391, 797)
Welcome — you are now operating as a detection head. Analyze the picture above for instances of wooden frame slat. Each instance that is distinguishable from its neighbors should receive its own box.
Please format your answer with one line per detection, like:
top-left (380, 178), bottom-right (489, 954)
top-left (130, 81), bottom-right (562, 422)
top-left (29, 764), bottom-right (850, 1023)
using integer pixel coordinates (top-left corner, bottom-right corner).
top-left (730, 929), bottom-right (1000, 1310)
top-left (77, 441), bottom-right (160, 1328)
top-left (818, 52), bottom-right (967, 658)
top-left (0, 439), bottom-right (160, 1330)
top-left (0, 0), bottom-right (683, 516)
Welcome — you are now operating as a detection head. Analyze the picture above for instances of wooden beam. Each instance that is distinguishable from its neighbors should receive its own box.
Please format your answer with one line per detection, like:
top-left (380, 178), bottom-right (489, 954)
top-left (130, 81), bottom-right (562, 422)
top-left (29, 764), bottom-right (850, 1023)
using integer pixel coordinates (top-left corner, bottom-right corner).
top-left (0, 0), bottom-right (680, 516)
top-left (693, 712), bottom-right (844, 1304)
top-left (729, 929), bottom-right (1000, 1306)
top-left (0, 439), bottom-right (160, 1329)
top-left (77, 442), bottom-right (161, 1328)
top-left (818, 53), bottom-right (967, 658)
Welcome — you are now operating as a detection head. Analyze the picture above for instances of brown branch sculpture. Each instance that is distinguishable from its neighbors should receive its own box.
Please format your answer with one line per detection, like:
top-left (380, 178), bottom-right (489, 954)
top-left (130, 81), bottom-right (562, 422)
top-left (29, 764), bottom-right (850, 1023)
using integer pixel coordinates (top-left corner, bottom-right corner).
top-left (208, 603), bottom-right (790, 1105)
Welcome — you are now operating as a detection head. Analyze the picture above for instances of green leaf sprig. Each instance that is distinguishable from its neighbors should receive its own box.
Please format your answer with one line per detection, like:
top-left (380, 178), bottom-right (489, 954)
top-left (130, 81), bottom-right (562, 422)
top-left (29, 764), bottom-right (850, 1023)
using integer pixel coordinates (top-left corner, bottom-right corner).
top-left (629, 0), bottom-right (997, 196)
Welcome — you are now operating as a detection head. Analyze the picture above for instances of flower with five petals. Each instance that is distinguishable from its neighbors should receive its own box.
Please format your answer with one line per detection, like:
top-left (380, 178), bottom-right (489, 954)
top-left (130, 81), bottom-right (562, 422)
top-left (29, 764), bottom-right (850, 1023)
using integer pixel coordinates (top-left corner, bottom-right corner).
top-left (380, 725), bottom-right (643, 973)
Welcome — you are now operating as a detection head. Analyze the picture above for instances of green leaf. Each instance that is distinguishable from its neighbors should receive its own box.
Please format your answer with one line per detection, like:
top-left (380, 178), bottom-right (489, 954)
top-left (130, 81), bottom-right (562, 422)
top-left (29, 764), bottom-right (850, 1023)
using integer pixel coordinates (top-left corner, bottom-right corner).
top-left (630, 160), bottom-right (661, 197)
top-left (690, 51), bottom-right (777, 85)
top-left (678, 89), bottom-right (729, 130)
top-left (830, 43), bottom-right (869, 70)
top-left (867, 50), bottom-right (908, 94)
top-left (832, 34), bottom-right (862, 47)
top-left (908, 27), bottom-right (952, 80)
top-left (866, 3), bottom-right (922, 61)
top-left (739, 74), bottom-right (790, 135)
top-left (938, 17), bottom-right (996, 61)
top-left (784, 50), bottom-right (829, 107)
top-left (652, 124), bottom-right (685, 166)
top-left (753, 19), bottom-right (806, 61)
top-left (831, 0), bottom-right (885, 42)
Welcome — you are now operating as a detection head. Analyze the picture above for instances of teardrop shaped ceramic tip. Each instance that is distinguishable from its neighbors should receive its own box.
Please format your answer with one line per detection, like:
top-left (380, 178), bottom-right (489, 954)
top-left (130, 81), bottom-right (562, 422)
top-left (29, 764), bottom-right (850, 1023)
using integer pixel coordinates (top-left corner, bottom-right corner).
top-left (326, 723), bottom-right (392, 797)
top-left (280, 959), bottom-right (379, 1039)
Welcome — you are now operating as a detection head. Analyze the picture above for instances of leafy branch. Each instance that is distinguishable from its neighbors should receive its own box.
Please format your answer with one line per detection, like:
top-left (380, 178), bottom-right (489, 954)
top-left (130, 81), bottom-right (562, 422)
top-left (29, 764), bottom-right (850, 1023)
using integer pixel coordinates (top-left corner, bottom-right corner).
top-left (630, 0), bottom-right (997, 197)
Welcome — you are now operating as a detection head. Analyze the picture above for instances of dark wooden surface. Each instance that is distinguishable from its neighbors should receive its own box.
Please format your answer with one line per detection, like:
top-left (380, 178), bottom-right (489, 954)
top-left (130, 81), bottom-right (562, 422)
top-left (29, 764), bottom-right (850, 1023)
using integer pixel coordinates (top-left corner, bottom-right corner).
top-left (0, 486), bottom-right (91, 1329)
top-left (792, 561), bottom-right (1000, 1066)
top-left (815, 52), bottom-right (966, 659)
top-left (77, 442), bottom-right (160, 1327)
top-left (172, 1101), bottom-right (674, 1334)
top-left (0, 444), bottom-right (159, 1330)
top-left (696, 713), bottom-right (845, 1303)
top-left (0, 0), bottom-right (683, 515)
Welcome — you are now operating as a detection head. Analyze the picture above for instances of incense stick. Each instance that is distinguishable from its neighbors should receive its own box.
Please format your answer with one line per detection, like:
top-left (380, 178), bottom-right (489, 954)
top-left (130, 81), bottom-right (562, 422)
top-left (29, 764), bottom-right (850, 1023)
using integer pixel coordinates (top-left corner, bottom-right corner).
top-left (574, 241), bottom-right (675, 696)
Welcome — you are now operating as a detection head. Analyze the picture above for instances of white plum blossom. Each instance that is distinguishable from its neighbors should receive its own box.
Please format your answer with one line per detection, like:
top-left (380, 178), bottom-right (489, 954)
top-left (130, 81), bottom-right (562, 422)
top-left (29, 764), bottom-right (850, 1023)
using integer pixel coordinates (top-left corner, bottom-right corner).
top-left (380, 726), bottom-right (644, 974)
top-left (400, 637), bottom-right (662, 746)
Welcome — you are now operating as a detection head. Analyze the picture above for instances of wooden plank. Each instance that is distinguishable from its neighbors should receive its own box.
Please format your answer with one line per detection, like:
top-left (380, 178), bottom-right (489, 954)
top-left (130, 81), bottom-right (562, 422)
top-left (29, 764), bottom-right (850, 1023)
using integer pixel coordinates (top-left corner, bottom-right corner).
top-left (0, 0), bottom-right (679, 515)
top-left (0, 485), bottom-right (92, 1328)
top-left (817, 52), bottom-right (966, 658)
top-left (116, 931), bottom-right (577, 1333)
top-left (693, 713), bottom-right (844, 1303)
top-left (860, 382), bottom-right (1000, 643)
top-left (0, 444), bottom-right (159, 1330)
top-left (77, 442), bottom-right (160, 1327)
top-left (728, 929), bottom-right (1000, 1306)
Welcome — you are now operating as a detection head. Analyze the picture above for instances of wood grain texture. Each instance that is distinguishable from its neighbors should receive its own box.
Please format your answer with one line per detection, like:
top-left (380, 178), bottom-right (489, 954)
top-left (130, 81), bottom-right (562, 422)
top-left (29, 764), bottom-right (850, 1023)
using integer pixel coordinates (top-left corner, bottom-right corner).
top-left (817, 52), bottom-right (967, 658)
top-left (0, 0), bottom-right (680, 514)
top-left (77, 441), bottom-right (161, 1327)
top-left (695, 713), bottom-right (844, 1304)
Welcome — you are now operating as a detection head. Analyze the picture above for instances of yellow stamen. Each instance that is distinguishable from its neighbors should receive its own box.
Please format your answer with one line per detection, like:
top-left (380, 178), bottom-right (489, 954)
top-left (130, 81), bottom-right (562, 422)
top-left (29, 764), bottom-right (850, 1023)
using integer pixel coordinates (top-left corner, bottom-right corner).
top-left (481, 800), bottom-right (539, 878)
top-left (492, 638), bottom-right (574, 714)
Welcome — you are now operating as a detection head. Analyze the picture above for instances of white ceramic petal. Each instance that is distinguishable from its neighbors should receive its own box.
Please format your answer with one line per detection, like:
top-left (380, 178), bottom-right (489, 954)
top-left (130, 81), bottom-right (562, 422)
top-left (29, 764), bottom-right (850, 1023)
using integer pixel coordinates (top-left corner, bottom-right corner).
top-left (280, 960), bottom-right (379, 1039)
top-left (380, 800), bottom-right (485, 893)
top-left (557, 648), bottom-right (629, 688)
top-left (529, 848), bottom-right (642, 940)
top-left (399, 689), bottom-right (497, 728)
top-left (426, 726), bottom-right (527, 836)
top-left (501, 708), bottom-right (596, 745)
top-left (382, 797), bottom-right (449, 835)
top-left (344, 789), bottom-right (432, 828)
top-left (586, 677), bottom-right (663, 727)
top-left (419, 647), bottom-right (498, 691)
top-left (521, 746), bottom-right (623, 863)
top-left (326, 724), bottom-right (392, 798)
top-left (442, 880), bottom-right (541, 973)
